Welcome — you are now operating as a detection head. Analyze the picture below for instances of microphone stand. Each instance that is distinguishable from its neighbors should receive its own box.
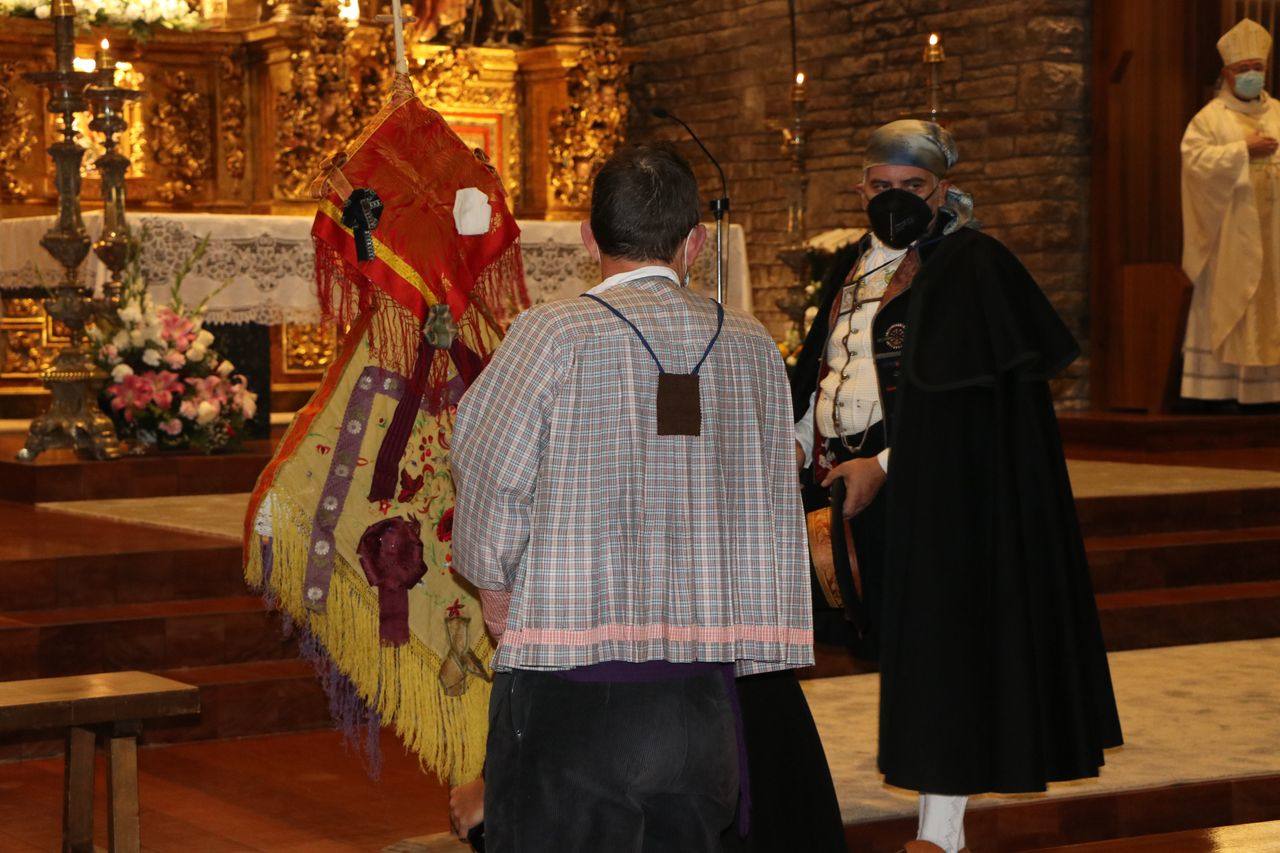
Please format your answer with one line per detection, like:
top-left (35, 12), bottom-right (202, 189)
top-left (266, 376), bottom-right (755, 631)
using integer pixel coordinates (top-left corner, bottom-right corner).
top-left (653, 108), bottom-right (730, 304)
top-left (711, 196), bottom-right (728, 305)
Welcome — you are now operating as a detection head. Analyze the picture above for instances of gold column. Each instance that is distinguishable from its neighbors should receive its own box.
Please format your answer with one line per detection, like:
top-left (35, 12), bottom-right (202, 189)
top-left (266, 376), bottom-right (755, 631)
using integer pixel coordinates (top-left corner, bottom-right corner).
top-left (516, 44), bottom-right (578, 220)
top-left (518, 26), bottom-right (635, 221)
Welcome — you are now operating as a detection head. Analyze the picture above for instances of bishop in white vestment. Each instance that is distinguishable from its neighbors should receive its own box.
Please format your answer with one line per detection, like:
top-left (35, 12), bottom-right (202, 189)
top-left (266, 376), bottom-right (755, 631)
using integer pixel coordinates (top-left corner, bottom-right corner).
top-left (1181, 18), bottom-right (1280, 403)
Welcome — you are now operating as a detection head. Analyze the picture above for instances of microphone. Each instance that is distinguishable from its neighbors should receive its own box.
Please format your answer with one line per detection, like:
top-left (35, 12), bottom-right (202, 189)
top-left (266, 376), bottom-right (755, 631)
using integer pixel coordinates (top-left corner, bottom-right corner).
top-left (651, 107), bottom-right (729, 211)
top-left (651, 107), bottom-right (730, 303)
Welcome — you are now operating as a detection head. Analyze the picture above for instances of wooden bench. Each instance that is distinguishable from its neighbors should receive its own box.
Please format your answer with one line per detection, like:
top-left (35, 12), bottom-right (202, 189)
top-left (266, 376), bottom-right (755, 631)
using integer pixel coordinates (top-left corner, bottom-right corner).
top-left (0, 671), bottom-right (200, 853)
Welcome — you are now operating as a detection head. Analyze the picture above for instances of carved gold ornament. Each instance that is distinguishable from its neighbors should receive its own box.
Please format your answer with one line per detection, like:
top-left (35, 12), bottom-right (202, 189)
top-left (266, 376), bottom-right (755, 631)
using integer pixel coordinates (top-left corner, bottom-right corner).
top-left (1, 298), bottom-right (61, 380)
top-left (548, 24), bottom-right (630, 209)
top-left (283, 322), bottom-right (338, 373)
top-left (0, 61), bottom-right (35, 200)
top-left (275, 0), bottom-right (355, 200)
top-left (153, 70), bottom-right (211, 203)
top-left (417, 46), bottom-right (481, 104)
top-left (348, 24), bottom-right (393, 130)
top-left (219, 50), bottom-right (248, 182)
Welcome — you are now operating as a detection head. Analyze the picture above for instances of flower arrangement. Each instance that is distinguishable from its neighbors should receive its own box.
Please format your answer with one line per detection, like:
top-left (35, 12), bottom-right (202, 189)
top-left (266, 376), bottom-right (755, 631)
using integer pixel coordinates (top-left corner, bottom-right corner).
top-left (778, 278), bottom-right (825, 366)
top-left (0, 0), bottom-right (202, 38)
top-left (89, 233), bottom-right (258, 454)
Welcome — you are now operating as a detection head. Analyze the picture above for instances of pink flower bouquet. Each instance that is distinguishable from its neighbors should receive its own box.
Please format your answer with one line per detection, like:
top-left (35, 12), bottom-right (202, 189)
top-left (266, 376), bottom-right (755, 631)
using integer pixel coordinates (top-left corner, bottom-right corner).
top-left (90, 233), bottom-right (258, 453)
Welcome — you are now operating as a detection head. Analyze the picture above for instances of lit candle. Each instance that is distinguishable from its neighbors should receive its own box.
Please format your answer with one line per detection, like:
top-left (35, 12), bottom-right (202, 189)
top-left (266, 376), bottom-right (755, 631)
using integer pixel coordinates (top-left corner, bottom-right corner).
top-left (792, 71), bottom-right (807, 106)
top-left (923, 32), bottom-right (945, 120)
top-left (923, 32), bottom-right (945, 63)
top-left (95, 38), bottom-right (114, 72)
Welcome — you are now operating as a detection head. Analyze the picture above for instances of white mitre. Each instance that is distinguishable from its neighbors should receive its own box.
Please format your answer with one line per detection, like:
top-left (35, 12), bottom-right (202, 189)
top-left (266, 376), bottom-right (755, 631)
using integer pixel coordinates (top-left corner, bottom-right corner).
top-left (1219, 18), bottom-right (1272, 65)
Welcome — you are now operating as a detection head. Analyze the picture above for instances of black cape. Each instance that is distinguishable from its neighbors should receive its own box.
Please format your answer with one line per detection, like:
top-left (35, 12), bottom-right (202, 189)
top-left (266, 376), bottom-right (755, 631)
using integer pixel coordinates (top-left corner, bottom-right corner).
top-left (794, 226), bottom-right (1123, 795)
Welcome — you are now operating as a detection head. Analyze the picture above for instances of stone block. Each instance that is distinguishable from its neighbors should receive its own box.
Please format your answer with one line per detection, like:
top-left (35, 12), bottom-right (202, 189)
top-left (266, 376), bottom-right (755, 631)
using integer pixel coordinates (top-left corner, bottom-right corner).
top-left (1028, 14), bottom-right (1087, 46)
top-left (1017, 61), bottom-right (1086, 110)
top-left (625, 0), bottom-right (1092, 400)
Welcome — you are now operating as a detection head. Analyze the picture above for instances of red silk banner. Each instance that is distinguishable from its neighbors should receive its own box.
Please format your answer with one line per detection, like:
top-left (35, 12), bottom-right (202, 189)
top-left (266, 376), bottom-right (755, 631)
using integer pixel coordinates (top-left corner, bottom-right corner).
top-left (311, 79), bottom-right (526, 368)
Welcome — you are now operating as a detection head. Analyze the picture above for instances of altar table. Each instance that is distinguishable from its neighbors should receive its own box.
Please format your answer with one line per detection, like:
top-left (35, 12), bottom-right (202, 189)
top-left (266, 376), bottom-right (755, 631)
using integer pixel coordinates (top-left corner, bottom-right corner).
top-left (0, 212), bottom-right (754, 322)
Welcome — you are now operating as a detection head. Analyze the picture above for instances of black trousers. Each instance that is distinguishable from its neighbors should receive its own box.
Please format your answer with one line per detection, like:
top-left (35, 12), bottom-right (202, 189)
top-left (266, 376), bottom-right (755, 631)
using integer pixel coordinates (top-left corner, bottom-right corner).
top-left (722, 670), bottom-right (847, 852)
top-left (484, 669), bottom-right (738, 852)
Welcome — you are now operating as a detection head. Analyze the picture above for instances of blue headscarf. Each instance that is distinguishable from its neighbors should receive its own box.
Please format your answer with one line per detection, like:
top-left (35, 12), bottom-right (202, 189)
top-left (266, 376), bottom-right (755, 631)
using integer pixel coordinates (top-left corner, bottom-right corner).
top-left (863, 119), bottom-right (958, 178)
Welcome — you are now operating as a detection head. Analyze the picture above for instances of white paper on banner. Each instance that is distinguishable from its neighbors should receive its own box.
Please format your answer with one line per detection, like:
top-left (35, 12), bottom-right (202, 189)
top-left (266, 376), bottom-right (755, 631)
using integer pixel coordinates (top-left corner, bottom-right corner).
top-left (453, 187), bottom-right (492, 236)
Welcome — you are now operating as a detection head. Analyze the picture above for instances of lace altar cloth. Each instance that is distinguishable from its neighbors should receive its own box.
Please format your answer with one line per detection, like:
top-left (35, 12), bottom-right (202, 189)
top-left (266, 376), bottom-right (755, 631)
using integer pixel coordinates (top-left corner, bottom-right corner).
top-left (0, 212), bottom-right (753, 323)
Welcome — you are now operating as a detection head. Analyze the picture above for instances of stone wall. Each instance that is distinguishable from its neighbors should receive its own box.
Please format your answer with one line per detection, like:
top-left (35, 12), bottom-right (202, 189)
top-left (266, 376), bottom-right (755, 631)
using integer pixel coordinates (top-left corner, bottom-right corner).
top-left (626, 0), bottom-right (1091, 404)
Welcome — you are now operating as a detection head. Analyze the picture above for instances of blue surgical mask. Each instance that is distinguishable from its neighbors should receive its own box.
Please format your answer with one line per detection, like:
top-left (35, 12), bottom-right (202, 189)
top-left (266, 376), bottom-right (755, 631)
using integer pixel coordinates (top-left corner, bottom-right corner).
top-left (680, 227), bottom-right (695, 287)
top-left (1235, 70), bottom-right (1266, 100)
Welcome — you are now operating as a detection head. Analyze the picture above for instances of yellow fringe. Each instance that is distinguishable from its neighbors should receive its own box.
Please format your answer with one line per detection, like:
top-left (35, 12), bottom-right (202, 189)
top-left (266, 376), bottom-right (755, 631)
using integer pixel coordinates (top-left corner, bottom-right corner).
top-left (245, 492), bottom-right (492, 785)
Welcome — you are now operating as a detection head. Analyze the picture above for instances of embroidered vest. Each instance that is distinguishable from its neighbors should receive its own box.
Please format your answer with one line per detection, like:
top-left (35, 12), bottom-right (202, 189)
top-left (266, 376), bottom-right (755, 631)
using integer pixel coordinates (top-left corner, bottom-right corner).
top-left (811, 248), bottom-right (919, 482)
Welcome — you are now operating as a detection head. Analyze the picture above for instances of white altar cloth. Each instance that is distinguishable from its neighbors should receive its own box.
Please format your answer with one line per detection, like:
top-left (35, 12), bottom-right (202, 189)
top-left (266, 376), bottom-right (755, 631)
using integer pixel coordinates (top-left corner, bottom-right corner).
top-left (0, 212), bottom-right (753, 323)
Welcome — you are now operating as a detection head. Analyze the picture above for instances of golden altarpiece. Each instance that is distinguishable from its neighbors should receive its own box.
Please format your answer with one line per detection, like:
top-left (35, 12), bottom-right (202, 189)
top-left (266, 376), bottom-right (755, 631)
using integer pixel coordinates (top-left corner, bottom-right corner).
top-left (0, 0), bottom-right (635, 415)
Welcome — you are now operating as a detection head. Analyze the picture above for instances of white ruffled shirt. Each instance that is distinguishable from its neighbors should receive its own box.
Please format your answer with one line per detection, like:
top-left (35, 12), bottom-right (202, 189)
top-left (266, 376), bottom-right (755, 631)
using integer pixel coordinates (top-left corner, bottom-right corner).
top-left (796, 236), bottom-right (905, 472)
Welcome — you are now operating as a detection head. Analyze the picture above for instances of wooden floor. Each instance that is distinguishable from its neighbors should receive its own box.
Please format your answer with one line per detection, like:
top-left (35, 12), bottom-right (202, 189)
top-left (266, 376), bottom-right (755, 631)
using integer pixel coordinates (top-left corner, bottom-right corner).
top-left (0, 729), bottom-right (450, 852)
top-left (1, 411), bottom-right (1278, 850)
top-left (1032, 819), bottom-right (1280, 852)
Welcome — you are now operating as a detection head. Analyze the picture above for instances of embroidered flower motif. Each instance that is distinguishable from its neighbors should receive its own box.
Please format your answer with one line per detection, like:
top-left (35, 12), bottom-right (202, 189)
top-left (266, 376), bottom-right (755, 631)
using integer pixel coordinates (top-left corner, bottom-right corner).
top-left (335, 464), bottom-right (351, 478)
top-left (383, 377), bottom-right (397, 392)
top-left (397, 469), bottom-right (425, 503)
top-left (313, 539), bottom-right (331, 556)
top-left (358, 374), bottom-right (373, 390)
top-left (347, 419), bottom-right (363, 434)
top-left (306, 586), bottom-right (324, 602)
top-left (322, 495), bottom-right (339, 511)
top-left (436, 507), bottom-right (454, 542)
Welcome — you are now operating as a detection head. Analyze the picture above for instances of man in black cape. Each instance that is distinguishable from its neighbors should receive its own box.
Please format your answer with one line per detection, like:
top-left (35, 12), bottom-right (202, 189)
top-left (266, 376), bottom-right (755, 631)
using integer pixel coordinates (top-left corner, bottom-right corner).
top-left (791, 119), bottom-right (1123, 853)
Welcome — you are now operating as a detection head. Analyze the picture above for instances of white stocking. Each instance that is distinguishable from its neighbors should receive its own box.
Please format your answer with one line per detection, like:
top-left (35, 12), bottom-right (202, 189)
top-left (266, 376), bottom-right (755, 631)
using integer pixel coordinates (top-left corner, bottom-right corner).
top-left (917, 793), bottom-right (967, 852)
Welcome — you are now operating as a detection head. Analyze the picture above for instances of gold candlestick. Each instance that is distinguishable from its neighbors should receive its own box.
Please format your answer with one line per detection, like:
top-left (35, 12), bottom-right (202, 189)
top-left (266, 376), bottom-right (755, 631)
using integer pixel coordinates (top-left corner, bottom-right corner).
top-left (787, 71), bottom-right (809, 241)
top-left (86, 37), bottom-right (141, 309)
top-left (777, 69), bottom-right (812, 295)
top-left (94, 37), bottom-right (114, 82)
top-left (18, 2), bottom-right (122, 461)
top-left (924, 32), bottom-right (945, 122)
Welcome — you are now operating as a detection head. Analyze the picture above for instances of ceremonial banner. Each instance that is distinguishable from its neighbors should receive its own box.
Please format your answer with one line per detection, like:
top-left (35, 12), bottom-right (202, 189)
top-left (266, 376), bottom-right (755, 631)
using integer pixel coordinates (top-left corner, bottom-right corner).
top-left (244, 75), bottom-right (527, 784)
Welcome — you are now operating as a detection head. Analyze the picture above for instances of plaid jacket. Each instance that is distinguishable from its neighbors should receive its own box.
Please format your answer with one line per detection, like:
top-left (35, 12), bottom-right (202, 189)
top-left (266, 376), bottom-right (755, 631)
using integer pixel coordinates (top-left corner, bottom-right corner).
top-left (451, 275), bottom-right (813, 676)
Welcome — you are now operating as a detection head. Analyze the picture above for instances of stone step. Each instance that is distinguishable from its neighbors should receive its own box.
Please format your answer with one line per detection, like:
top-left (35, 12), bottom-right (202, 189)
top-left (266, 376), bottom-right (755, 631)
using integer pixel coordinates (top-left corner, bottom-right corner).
top-left (1097, 580), bottom-right (1280, 651)
top-left (1059, 412), bottom-right (1280, 451)
top-left (0, 596), bottom-right (296, 681)
top-left (0, 499), bottom-right (246, 611)
top-left (0, 435), bottom-right (272, 504)
top-left (0, 544), bottom-right (246, 612)
top-left (0, 659), bottom-right (331, 762)
top-left (1085, 526), bottom-right (1280, 594)
top-left (1076, 487), bottom-right (1280, 537)
top-left (146, 659), bottom-right (332, 746)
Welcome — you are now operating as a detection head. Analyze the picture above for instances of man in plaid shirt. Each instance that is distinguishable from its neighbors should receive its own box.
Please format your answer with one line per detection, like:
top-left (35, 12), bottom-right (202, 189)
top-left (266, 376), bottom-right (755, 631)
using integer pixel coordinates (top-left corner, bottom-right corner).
top-left (451, 145), bottom-right (814, 851)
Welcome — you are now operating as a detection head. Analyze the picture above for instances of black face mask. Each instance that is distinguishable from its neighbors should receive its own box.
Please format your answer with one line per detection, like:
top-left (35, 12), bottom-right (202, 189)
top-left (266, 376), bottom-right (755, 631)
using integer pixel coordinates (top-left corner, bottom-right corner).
top-left (866, 187), bottom-right (935, 249)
